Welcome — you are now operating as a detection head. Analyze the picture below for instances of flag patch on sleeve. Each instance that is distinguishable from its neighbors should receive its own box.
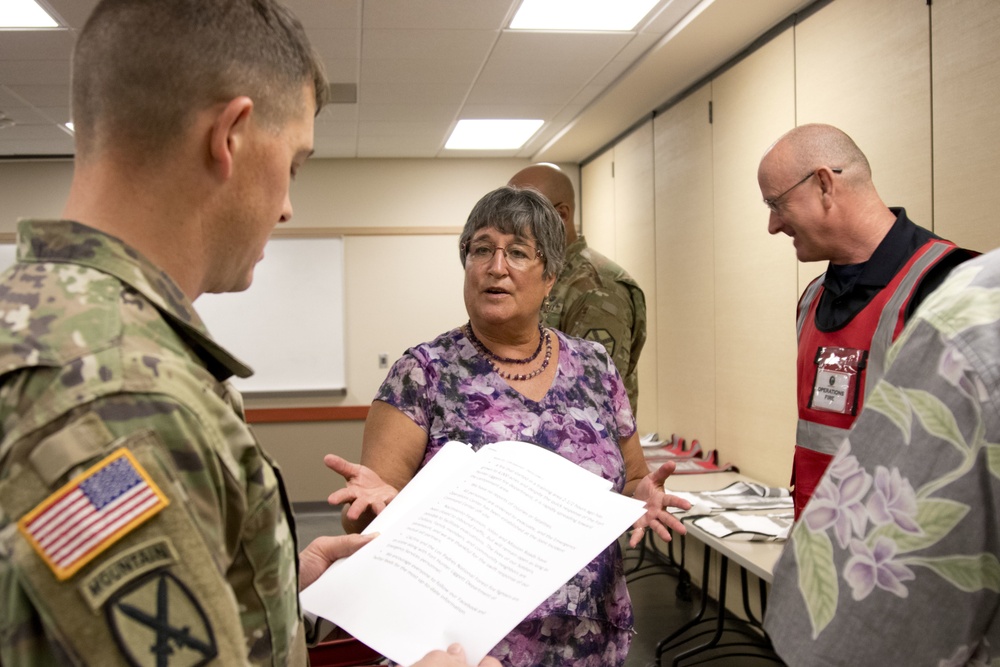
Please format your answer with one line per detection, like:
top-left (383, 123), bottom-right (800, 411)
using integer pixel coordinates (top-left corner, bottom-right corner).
top-left (18, 447), bottom-right (169, 581)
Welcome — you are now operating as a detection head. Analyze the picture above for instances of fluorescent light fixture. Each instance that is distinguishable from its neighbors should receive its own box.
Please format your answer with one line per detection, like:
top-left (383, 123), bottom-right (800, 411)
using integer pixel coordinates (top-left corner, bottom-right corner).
top-left (0, 0), bottom-right (59, 28)
top-left (510, 0), bottom-right (660, 31)
top-left (445, 119), bottom-right (543, 150)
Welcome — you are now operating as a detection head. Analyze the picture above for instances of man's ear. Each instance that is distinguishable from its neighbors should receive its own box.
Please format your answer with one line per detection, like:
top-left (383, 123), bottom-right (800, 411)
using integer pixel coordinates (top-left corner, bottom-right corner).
top-left (209, 96), bottom-right (254, 181)
top-left (816, 166), bottom-right (838, 210)
top-left (553, 201), bottom-right (572, 226)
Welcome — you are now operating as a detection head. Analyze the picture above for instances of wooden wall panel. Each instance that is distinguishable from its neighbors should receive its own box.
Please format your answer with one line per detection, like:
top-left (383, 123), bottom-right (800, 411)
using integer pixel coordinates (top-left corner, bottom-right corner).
top-left (712, 30), bottom-right (797, 487)
top-left (612, 121), bottom-right (658, 430)
top-left (796, 0), bottom-right (932, 289)
top-left (653, 84), bottom-right (716, 448)
top-left (931, 0), bottom-right (1000, 252)
top-left (580, 150), bottom-right (617, 259)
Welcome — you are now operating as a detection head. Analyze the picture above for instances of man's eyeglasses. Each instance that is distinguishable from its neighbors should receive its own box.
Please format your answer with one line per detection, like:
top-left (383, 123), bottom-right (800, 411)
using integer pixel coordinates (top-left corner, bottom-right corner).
top-left (763, 168), bottom-right (843, 213)
top-left (463, 240), bottom-right (543, 271)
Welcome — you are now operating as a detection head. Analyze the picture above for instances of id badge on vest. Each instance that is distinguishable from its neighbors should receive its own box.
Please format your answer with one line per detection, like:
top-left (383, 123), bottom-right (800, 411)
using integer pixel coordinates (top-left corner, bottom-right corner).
top-left (810, 346), bottom-right (867, 415)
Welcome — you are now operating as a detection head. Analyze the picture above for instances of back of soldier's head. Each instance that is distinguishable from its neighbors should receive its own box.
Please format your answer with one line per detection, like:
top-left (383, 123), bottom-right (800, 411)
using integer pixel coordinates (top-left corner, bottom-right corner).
top-left (71, 0), bottom-right (328, 162)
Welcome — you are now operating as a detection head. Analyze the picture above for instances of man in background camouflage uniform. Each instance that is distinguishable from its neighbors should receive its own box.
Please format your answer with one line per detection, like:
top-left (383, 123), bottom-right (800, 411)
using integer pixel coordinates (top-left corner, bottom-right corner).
top-left (0, 2), bottom-right (497, 666)
top-left (508, 164), bottom-right (647, 415)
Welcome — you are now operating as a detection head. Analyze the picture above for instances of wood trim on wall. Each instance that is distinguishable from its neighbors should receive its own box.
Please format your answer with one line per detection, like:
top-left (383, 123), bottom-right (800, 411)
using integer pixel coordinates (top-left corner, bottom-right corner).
top-left (245, 405), bottom-right (370, 423)
top-left (272, 226), bottom-right (462, 237)
top-left (0, 227), bottom-right (463, 245)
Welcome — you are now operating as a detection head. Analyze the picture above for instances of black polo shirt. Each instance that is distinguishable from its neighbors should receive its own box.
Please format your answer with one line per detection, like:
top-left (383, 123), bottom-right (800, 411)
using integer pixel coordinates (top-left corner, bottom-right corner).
top-left (815, 208), bottom-right (976, 331)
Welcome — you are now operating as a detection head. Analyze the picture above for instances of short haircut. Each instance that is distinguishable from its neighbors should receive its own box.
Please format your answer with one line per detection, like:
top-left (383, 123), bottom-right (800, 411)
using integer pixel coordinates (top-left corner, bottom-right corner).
top-left (72, 0), bottom-right (329, 159)
top-left (459, 186), bottom-right (566, 279)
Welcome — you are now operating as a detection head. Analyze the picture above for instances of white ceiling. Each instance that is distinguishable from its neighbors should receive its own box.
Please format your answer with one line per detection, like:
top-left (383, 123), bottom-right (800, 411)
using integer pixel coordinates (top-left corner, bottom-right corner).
top-left (0, 0), bottom-right (813, 163)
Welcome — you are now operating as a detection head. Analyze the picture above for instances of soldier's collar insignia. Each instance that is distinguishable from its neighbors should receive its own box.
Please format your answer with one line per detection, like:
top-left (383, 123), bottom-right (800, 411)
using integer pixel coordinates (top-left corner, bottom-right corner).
top-left (106, 570), bottom-right (218, 666)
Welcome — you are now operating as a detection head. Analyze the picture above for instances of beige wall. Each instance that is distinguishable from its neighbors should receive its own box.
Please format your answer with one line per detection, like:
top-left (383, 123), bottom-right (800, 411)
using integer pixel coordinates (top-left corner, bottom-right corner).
top-left (0, 157), bottom-right (579, 502)
top-left (3, 0), bottom-right (999, 506)
top-left (581, 0), bottom-right (1000, 487)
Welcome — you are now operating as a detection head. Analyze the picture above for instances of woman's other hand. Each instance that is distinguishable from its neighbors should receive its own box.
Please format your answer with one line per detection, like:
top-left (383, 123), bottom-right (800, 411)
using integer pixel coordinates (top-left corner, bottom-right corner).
top-left (629, 461), bottom-right (692, 547)
top-left (325, 454), bottom-right (399, 531)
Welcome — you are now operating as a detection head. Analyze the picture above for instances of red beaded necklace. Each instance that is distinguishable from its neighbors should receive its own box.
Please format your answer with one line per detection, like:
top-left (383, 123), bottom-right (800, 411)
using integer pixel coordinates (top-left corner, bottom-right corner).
top-left (465, 322), bottom-right (552, 381)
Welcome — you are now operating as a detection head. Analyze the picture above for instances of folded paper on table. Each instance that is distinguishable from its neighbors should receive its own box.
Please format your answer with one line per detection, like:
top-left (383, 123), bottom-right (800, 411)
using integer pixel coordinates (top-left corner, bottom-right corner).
top-left (669, 481), bottom-right (793, 513)
top-left (300, 440), bottom-right (646, 666)
top-left (690, 511), bottom-right (793, 541)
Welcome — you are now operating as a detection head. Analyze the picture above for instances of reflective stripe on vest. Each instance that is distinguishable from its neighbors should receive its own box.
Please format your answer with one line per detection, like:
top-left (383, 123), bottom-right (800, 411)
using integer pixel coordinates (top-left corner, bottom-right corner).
top-left (795, 240), bottom-right (957, 457)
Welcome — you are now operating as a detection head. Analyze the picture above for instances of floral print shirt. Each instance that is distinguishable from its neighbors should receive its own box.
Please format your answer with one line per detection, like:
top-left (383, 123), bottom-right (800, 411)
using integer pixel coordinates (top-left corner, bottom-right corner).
top-left (375, 326), bottom-right (637, 629)
top-left (765, 249), bottom-right (1000, 666)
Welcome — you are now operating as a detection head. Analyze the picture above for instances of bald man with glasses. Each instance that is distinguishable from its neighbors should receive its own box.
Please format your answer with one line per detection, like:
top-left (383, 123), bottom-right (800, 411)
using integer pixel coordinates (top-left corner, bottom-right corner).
top-left (757, 123), bottom-right (976, 518)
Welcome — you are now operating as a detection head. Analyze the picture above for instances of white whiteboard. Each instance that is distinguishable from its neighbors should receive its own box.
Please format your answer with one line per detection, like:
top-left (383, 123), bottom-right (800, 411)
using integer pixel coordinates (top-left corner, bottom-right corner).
top-left (0, 245), bottom-right (13, 274)
top-left (0, 237), bottom-right (346, 396)
top-left (196, 236), bottom-right (345, 395)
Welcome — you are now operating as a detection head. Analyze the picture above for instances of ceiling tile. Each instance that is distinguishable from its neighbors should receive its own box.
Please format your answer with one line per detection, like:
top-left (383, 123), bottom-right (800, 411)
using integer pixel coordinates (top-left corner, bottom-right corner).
top-left (4, 84), bottom-right (69, 108)
top-left (0, 60), bottom-right (70, 86)
top-left (290, 0), bottom-right (360, 29)
top-left (359, 103), bottom-right (456, 123)
top-left (362, 0), bottom-right (514, 30)
top-left (361, 57), bottom-right (483, 85)
top-left (362, 81), bottom-right (469, 106)
top-left (44, 0), bottom-right (99, 29)
top-left (464, 80), bottom-right (579, 107)
top-left (0, 0), bottom-right (815, 161)
top-left (0, 30), bottom-right (76, 60)
top-left (307, 28), bottom-right (360, 63)
top-left (363, 28), bottom-right (496, 61)
top-left (357, 120), bottom-right (451, 139)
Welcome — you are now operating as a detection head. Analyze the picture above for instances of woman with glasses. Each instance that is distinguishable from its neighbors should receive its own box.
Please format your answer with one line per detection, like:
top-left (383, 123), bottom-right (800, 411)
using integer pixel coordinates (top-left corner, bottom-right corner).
top-left (332, 185), bottom-right (689, 667)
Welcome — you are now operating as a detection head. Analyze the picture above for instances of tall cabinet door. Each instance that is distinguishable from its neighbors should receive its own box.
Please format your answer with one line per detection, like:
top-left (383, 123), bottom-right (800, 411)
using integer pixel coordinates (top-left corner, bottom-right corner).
top-left (613, 121), bottom-right (657, 427)
top-left (581, 151), bottom-right (617, 259)
top-left (653, 83), bottom-right (715, 447)
top-left (796, 0), bottom-right (932, 287)
top-left (712, 29), bottom-right (797, 487)
top-left (932, 0), bottom-right (1000, 252)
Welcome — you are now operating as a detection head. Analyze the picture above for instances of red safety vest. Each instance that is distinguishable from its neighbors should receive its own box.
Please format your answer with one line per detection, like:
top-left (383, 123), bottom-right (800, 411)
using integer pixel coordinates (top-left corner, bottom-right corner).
top-left (792, 239), bottom-right (959, 518)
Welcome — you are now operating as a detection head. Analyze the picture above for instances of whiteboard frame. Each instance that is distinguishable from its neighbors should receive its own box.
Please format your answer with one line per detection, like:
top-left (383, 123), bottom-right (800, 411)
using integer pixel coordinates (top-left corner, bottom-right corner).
top-left (0, 235), bottom-right (348, 398)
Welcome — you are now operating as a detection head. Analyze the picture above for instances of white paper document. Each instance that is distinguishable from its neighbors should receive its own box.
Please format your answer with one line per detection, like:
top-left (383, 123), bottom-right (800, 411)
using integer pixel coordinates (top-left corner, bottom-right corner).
top-left (300, 440), bottom-right (646, 666)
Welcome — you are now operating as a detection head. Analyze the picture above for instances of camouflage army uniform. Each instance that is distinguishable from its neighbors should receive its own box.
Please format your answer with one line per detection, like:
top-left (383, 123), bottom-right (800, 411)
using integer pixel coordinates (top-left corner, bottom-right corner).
top-left (0, 220), bottom-right (305, 666)
top-left (541, 236), bottom-right (646, 414)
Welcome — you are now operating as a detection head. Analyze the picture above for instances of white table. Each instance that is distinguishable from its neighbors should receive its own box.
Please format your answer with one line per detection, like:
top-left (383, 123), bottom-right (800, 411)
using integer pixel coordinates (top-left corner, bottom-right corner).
top-left (652, 471), bottom-right (787, 665)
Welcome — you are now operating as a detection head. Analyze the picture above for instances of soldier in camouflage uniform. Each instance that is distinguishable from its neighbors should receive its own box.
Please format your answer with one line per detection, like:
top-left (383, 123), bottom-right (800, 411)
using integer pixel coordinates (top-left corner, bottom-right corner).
top-left (508, 165), bottom-right (647, 415)
top-left (0, 2), bottom-right (497, 667)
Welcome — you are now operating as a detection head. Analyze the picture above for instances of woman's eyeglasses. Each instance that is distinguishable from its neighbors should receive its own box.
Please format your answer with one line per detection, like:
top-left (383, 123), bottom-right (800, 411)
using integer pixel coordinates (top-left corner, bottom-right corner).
top-left (463, 241), bottom-right (543, 270)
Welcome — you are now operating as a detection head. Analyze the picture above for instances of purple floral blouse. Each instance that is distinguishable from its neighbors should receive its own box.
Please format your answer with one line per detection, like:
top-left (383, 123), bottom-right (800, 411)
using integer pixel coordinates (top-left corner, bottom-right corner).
top-left (375, 326), bottom-right (637, 631)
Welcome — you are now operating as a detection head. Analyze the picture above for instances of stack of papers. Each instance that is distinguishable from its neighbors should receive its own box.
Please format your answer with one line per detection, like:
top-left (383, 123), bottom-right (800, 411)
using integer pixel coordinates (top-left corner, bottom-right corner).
top-left (300, 440), bottom-right (647, 666)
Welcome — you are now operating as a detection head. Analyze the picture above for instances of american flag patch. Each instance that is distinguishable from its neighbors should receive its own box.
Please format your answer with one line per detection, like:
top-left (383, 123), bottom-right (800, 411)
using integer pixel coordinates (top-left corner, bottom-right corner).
top-left (18, 448), bottom-right (169, 581)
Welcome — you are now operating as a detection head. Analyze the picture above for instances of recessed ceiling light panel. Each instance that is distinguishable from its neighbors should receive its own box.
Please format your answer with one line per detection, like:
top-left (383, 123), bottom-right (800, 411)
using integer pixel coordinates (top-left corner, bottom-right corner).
top-left (510, 0), bottom-right (660, 31)
top-left (445, 119), bottom-right (544, 150)
top-left (0, 0), bottom-right (59, 29)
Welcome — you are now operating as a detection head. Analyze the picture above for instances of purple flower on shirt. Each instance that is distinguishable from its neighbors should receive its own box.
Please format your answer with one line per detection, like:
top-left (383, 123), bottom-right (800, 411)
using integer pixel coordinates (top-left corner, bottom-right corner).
top-left (867, 466), bottom-right (921, 533)
top-left (939, 345), bottom-right (990, 403)
top-left (843, 536), bottom-right (915, 600)
top-left (376, 326), bottom-right (637, 654)
top-left (803, 449), bottom-right (872, 548)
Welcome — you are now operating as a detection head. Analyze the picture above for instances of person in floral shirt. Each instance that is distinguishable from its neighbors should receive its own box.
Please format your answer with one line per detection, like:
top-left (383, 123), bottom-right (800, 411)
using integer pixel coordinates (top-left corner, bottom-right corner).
top-left (765, 247), bottom-right (1000, 665)
top-left (330, 186), bottom-right (690, 667)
